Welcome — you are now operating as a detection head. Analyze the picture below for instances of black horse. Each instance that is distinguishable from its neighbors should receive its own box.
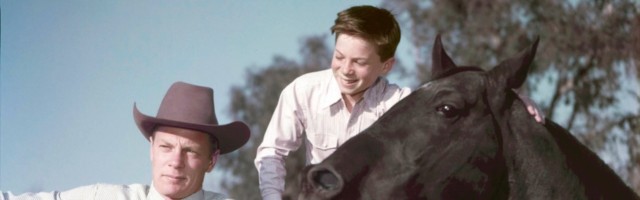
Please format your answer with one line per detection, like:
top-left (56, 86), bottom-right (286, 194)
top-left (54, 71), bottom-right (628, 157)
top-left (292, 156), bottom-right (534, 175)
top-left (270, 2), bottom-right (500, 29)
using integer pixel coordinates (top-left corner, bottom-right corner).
top-left (298, 36), bottom-right (639, 199)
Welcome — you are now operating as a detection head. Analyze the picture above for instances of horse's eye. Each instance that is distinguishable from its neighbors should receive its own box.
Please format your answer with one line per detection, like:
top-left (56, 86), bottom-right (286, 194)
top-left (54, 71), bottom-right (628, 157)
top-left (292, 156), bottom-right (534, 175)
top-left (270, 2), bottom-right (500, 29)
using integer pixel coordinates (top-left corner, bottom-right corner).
top-left (436, 104), bottom-right (460, 118)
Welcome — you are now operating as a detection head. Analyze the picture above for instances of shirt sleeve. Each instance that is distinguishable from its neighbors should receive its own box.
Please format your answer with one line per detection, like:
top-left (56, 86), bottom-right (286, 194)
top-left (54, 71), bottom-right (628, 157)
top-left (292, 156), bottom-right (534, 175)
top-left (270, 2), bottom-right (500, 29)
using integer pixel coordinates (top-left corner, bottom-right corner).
top-left (1, 185), bottom-right (97, 200)
top-left (2, 191), bottom-right (61, 200)
top-left (2, 184), bottom-right (152, 200)
top-left (382, 83), bottom-right (412, 112)
top-left (254, 82), bottom-right (306, 200)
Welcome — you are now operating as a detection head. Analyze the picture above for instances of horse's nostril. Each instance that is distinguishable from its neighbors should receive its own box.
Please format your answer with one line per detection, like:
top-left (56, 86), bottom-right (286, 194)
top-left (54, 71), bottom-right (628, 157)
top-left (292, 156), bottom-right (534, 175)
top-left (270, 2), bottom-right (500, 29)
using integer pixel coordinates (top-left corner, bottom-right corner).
top-left (313, 169), bottom-right (339, 190)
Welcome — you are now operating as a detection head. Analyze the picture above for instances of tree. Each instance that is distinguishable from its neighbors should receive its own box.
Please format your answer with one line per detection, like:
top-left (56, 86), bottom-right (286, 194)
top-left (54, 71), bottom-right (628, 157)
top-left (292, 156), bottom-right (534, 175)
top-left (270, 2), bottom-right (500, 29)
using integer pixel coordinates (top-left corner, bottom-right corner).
top-left (383, 0), bottom-right (640, 192)
top-left (220, 35), bottom-right (331, 199)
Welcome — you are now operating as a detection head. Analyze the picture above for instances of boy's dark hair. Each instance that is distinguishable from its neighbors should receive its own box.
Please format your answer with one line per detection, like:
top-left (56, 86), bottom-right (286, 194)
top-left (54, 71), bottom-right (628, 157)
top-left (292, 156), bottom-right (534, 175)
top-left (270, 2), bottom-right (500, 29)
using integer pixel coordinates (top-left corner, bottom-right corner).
top-left (331, 5), bottom-right (401, 61)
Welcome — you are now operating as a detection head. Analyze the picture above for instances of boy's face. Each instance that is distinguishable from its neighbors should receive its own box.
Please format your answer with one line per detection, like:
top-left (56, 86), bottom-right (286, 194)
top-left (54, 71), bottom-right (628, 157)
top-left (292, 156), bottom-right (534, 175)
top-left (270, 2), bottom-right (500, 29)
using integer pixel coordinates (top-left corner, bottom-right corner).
top-left (331, 34), bottom-right (394, 101)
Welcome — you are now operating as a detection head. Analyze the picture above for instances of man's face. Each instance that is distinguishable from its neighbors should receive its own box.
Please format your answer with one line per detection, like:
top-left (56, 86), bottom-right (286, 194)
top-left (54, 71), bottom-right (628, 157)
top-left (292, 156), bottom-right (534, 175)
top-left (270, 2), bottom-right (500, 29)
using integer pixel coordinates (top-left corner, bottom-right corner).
top-left (331, 34), bottom-right (394, 101)
top-left (150, 126), bottom-right (219, 199)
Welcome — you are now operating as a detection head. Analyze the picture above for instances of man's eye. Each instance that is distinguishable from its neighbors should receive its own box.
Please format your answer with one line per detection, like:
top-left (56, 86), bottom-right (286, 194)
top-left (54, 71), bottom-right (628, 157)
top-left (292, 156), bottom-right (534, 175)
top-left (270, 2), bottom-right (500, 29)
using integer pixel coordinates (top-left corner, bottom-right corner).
top-left (186, 150), bottom-right (202, 157)
top-left (436, 104), bottom-right (461, 118)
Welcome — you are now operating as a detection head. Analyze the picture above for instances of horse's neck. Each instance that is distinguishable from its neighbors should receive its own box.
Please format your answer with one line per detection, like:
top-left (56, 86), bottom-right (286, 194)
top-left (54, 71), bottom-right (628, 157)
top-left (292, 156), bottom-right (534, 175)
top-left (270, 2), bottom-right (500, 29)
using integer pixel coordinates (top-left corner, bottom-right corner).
top-left (502, 99), bottom-right (586, 199)
top-left (503, 99), bottom-right (639, 199)
top-left (544, 120), bottom-right (640, 199)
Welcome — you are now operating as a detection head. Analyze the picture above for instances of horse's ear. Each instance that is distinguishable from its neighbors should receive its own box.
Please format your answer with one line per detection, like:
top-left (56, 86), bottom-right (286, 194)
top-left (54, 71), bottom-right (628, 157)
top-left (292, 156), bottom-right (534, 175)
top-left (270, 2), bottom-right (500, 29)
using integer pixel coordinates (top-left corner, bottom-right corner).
top-left (488, 37), bottom-right (540, 89)
top-left (431, 34), bottom-right (457, 79)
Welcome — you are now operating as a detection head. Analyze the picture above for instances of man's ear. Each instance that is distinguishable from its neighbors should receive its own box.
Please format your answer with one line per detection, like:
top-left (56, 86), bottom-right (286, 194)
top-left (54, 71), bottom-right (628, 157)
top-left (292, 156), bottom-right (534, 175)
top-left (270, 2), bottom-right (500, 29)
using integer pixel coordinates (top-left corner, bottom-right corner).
top-left (382, 57), bottom-right (395, 75)
top-left (207, 149), bottom-right (220, 173)
top-left (149, 136), bottom-right (154, 162)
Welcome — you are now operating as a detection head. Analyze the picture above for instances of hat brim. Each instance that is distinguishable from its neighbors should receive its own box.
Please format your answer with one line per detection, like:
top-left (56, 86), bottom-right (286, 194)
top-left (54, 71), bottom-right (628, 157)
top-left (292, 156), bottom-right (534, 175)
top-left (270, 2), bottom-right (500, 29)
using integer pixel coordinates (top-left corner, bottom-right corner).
top-left (133, 104), bottom-right (250, 154)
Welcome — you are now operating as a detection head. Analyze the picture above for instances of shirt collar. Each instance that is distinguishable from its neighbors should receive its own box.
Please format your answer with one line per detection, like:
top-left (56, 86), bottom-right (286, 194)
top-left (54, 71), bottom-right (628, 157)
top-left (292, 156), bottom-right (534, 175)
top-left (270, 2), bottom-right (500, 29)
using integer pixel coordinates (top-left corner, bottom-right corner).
top-left (148, 183), bottom-right (205, 200)
top-left (320, 73), bottom-right (343, 108)
top-left (361, 78), bottom-right (387, 109)
top-left (321, 73), bottom-right (387, 109)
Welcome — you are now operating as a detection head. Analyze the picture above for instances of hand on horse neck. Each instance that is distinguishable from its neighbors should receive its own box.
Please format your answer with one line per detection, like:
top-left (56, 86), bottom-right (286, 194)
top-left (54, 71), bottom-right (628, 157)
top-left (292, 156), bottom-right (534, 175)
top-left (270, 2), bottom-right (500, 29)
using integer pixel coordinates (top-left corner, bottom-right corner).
top-left (513, 89), bottom-right (545, 124)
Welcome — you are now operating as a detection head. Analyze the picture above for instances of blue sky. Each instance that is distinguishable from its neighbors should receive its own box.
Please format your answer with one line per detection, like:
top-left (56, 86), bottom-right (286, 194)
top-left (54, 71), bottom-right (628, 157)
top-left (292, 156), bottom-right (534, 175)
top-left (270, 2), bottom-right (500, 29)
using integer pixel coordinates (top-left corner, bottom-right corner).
top-left (1, 0), bottom-right (421, 194)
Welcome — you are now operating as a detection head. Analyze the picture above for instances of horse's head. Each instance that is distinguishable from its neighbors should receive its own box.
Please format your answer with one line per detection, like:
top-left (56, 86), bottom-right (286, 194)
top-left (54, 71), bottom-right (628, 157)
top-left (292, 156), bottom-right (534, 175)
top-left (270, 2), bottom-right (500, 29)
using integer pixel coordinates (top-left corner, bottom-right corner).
top-left (298, 35), bottom-right (541, 199)
top-left (394, 35), bottom-right (541, 198)
top-left (299, 36), bottom-right (637, 199)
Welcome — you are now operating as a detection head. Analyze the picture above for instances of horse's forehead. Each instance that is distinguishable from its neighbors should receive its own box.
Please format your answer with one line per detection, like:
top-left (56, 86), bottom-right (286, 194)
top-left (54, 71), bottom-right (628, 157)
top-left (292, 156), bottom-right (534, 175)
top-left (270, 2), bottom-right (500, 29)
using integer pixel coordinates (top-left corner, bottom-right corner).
top-left (421, 71), bottom-right (486, 92)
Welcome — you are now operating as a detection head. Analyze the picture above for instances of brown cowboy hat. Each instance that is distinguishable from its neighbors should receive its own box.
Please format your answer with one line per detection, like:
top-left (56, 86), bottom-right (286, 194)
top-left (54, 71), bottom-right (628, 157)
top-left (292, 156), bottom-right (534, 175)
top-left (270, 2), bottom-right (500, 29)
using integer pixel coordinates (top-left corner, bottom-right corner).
top-left (133, 81), bottom-right (250, 154)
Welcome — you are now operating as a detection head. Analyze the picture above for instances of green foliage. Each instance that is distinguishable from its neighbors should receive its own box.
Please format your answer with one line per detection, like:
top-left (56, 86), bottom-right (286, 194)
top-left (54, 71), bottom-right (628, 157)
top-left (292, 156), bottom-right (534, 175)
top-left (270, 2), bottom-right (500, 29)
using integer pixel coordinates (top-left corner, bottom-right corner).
top-left (384, 0), bottom-right (640, 192)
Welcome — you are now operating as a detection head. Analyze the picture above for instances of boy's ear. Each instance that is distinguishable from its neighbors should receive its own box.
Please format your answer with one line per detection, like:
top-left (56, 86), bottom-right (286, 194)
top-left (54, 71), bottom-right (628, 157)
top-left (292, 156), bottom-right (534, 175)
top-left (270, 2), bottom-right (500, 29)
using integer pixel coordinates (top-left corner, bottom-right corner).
top-left (382, 57), bottom-right (395, 75)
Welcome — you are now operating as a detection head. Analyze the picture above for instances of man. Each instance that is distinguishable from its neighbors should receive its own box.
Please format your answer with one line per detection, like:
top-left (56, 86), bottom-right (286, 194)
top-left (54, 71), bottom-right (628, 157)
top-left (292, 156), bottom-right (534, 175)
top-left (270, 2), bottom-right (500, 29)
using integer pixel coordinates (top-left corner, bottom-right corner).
top-left (254, 5), bottom-right (544, 199)
top-left (1, 81), bottom-right (250, 200)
